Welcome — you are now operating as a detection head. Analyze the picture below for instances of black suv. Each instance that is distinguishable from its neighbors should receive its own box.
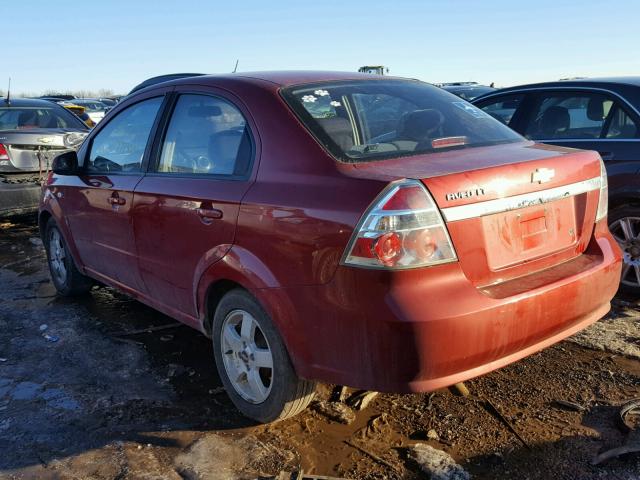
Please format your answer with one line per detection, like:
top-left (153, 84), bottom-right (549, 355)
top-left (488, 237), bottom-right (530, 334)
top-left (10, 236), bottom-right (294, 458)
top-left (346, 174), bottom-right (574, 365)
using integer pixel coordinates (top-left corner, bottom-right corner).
top-left (474, 77), bottom-right (640, 293)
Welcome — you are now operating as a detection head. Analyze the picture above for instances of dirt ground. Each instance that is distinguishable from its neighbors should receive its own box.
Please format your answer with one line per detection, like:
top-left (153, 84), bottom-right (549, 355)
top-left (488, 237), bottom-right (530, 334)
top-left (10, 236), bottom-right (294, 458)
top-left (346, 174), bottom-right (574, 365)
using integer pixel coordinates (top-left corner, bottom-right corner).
top-left (0, 215), bottom-right (639, 480)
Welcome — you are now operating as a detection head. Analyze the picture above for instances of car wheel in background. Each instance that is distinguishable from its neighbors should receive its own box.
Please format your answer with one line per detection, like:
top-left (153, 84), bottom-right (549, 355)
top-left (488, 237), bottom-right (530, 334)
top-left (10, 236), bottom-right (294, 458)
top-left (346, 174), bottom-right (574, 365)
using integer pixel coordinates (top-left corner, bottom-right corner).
top-left (608, 205), bottom-right (640, 294)
top-left (44, 218), bottom-right (93, 296)
top-left (212, 289), bottom-right (316, 423)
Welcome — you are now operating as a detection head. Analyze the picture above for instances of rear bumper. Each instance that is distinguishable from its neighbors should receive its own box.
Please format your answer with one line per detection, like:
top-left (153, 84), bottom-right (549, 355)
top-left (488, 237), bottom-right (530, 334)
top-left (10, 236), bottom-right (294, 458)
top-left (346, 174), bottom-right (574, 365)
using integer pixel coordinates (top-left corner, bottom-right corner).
top-left (0, 179), bottom-right (41, 217)
top-left (258, 220), bottom-right (622, 392)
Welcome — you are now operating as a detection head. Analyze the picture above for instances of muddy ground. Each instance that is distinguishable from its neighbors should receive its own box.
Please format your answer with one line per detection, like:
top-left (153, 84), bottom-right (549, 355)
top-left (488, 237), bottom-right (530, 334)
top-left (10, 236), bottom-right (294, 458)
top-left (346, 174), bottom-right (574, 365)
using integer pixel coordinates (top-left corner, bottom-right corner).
top-left (0, 215), bottom-right (639, 480)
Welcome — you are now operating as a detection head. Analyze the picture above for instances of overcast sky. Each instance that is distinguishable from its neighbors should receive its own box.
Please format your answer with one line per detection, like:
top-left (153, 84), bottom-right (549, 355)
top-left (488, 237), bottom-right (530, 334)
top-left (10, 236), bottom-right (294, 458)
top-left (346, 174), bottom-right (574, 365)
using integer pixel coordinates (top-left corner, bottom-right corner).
top-left (5, 0), bottom-right (639, 95)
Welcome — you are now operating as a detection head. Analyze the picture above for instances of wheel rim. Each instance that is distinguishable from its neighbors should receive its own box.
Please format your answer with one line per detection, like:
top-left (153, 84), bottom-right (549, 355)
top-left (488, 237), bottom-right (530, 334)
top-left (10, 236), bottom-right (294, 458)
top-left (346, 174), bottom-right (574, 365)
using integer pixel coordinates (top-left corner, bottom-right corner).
top-left (610, 216), bottom-right (640, 287)
top-left (48, 228), bottom-right (67, 285)
top-left (220, 309), bottom-right (273, 404)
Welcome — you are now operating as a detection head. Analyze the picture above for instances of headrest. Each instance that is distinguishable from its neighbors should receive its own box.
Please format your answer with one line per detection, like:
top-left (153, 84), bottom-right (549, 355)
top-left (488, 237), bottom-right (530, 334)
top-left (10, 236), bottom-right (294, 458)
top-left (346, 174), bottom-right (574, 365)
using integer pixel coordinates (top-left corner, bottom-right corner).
top-left (587, 97), bottom-right (604, 121)
top-left (540, 106), bottom-right (570, 136)
top-left (398, 109), bottom-right (444, 141)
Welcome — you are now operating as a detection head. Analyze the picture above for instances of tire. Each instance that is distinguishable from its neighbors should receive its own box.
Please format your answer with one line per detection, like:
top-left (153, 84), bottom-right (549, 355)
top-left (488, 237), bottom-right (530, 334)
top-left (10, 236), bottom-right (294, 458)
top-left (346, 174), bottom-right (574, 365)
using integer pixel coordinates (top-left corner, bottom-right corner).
top-left (44, 217), bottom-right (93, 296)
top-left (212, 289), bottom-right (316, 423)
top-left (608, 205), bottom-right (640, 295)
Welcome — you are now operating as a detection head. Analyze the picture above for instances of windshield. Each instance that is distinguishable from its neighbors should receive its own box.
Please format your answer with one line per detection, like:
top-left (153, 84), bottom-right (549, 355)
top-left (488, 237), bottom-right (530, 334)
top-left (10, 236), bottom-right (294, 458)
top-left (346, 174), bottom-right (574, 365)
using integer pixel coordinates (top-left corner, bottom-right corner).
top-left (0, 106), bottom-right (86, 130)
top-left (282, 80), bottom-right (522, 162)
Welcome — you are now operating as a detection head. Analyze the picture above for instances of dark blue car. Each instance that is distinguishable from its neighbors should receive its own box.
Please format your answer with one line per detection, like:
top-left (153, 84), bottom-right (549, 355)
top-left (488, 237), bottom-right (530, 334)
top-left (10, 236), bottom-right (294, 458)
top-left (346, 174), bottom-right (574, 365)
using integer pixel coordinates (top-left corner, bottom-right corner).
top-left (474, 77), bottom-right (640, 293)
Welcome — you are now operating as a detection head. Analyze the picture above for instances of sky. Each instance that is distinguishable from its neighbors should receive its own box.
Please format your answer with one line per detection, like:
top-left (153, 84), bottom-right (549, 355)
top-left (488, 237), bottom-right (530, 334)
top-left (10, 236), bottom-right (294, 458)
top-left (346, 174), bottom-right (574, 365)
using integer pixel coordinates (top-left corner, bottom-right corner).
top-left (4, 0), bottom-right (640, 95)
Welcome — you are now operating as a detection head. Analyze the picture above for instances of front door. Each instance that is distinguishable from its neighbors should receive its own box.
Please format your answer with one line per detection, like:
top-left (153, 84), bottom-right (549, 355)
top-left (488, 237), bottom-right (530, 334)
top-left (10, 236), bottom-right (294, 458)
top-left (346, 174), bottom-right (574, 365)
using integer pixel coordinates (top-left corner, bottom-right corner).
top-left (132, 91), bottom-right (256, 318)
top-left (61, 95), bottom-right (165, 291)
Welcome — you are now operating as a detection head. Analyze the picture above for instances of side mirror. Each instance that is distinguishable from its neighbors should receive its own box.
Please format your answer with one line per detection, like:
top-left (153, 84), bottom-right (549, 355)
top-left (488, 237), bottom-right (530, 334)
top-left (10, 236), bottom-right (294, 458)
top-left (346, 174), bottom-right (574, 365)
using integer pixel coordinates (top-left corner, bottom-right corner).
top-left (52, 151), bottom-right (79, 175)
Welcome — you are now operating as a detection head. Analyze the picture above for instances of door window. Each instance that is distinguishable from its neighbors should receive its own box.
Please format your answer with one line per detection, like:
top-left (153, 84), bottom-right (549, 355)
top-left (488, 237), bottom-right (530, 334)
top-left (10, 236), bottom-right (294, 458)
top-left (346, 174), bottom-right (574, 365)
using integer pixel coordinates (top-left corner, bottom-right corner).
top-left (605, 106), bottom-right (639, 139)
top-left (476, 94), bottom-right (525, 126)
top-left (86, 97), bottom-right (163, 173)
top-left (157, 94), bottom-right (252, 176)
top-left (523, 93), bottom-right (613, 140)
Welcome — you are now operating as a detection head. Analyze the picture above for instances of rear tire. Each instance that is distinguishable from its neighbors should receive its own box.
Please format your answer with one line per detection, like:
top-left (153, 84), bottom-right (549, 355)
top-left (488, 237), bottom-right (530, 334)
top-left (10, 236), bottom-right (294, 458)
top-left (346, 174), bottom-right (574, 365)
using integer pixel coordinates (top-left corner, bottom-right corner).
top-left (212, 289), bottom-right (316, 423)
top-left (44, 217), bottom-right (93, 296)
top-left (608, 205), bottom-right (640, 296)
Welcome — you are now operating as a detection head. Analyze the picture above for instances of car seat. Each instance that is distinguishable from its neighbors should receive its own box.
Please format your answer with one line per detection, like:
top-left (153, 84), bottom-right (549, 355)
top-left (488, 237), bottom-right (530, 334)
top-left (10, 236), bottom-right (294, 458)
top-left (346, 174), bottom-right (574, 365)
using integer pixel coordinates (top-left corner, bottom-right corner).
top-left (316, 117), bottom-right (355, 151)
top-left (539, 106), bottom-right (570, 138)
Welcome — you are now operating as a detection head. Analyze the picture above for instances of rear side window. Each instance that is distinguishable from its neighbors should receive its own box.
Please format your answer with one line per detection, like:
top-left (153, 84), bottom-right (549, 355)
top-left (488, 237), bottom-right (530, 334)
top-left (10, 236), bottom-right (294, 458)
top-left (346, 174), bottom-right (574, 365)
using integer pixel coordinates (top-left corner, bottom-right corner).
top-left (523, 93), bottom-right (613, 140)
top-left (157, 94), bottom-right (251, 176)
top-left (476, 94), bottom-right (525, 126)
top-left (282, 80), bottom-right (522, 162)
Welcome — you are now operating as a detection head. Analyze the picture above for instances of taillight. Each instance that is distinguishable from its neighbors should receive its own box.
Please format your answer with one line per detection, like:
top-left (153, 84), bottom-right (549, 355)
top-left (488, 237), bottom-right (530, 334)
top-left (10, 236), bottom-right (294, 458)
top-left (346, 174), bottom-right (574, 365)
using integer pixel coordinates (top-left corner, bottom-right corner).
top-left (342, 179), bottom-right (457, 269)
top-left (0, 143), bottom-right (9, 161)
top-left (595, 157), bottom-right (608, 221)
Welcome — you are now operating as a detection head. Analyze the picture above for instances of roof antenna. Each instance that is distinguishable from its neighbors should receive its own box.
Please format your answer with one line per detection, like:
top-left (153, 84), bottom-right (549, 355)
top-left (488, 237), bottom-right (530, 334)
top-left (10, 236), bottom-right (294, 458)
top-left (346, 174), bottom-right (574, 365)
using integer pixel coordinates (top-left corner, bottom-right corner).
top-left (6, 77), bottom-right (10, 105)
top-left (233, 59), bottom-right (239, 73)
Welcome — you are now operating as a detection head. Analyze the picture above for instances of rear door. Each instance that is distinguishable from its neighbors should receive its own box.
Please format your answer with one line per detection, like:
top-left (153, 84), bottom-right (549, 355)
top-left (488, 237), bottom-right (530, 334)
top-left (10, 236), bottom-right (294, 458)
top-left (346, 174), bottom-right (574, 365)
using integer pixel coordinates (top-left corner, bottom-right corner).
top-left (516, 89), bottom-right (640, 203)
top-left (61, 93), bottom-right (167, 290)
top-left (132, 89), bottom-right (256, 318)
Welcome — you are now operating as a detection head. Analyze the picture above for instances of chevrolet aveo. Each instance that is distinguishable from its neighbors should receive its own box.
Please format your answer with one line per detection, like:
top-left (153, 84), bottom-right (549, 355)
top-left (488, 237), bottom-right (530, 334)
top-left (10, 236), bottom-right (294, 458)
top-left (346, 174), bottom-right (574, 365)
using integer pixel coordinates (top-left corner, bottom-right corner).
top-left (39, 72), bottom-right (622, 423)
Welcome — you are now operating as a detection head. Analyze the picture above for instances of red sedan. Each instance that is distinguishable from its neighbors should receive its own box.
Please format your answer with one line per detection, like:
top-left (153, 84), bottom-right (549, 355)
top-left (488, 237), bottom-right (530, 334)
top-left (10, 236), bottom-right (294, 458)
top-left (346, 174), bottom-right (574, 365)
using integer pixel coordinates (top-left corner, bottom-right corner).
top-left (39, 71), bottom-right (622, 422)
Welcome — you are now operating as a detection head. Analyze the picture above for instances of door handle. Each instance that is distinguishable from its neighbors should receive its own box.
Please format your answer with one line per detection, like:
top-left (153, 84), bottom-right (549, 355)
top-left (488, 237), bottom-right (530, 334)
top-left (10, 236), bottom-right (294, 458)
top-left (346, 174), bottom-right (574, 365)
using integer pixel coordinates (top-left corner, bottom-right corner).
top-left (108, 193), bottom-right (126, 206)
top-left (599, 151), bottom-right (614, 161)
top-left (196, 207), bottom-right (223, 224)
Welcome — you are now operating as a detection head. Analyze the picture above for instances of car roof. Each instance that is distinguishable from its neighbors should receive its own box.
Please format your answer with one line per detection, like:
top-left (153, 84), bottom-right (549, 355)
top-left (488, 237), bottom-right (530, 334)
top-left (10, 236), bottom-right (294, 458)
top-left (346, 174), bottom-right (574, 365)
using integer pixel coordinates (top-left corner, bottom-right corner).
top-left (481, 76), bottom-right (640, 95)
top-left (137, 70), bottom-right (406, 94)
top-left (0, 97), bottom-right (65, 107)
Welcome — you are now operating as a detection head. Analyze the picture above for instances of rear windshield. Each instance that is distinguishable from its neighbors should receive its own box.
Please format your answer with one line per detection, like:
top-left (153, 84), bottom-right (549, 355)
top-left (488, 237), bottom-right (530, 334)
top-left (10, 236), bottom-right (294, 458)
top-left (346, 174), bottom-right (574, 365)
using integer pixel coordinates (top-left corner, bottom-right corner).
top-left (0, 107), bottom-right (86, 130)
top-left (282, 79), bottom-right (522, 162)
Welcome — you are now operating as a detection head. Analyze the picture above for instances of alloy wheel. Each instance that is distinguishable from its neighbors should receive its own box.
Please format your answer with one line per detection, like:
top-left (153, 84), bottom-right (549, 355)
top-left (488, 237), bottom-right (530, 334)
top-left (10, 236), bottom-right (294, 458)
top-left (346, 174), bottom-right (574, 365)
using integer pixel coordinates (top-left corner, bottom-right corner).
top-left (220, 309), bottom-right (273, 404)
top-left (48, 229), bottom-right (67, 285)
top-left (609, 216), bottom-right (640, 287)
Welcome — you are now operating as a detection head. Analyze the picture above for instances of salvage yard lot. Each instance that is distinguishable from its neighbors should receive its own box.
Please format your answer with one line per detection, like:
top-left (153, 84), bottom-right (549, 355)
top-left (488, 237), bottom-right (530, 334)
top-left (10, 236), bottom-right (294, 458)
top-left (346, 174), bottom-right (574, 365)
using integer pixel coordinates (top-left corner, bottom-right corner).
top-left (0, 216), bottom-right (639, 480)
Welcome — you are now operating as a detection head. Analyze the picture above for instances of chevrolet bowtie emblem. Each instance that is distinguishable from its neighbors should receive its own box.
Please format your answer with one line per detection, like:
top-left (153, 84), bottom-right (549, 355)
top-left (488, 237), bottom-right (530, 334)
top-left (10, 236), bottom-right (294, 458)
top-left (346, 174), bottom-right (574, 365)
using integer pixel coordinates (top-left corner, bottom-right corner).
top-left (531, 168), bottom-right (555, 184)
top-left (38, 137), bottom-right (54, 144)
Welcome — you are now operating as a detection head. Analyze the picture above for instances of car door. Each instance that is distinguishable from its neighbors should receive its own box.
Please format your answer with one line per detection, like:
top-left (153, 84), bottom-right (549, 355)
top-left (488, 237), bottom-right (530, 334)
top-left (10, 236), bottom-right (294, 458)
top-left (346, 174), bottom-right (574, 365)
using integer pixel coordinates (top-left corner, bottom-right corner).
top-left (132, 90), bottom-right (256, 319)
top-left (61, 93), bottom-right (167, 291)
top-left (514, 90), bottom-right (636, 158)
top-left (514, 89), bottom-right (640, 201)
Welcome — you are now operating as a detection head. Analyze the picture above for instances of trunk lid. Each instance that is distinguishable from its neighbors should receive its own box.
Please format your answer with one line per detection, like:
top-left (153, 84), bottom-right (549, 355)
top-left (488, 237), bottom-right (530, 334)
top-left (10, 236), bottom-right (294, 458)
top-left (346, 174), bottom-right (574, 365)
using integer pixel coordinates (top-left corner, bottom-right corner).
top-left (0, 129), bottom-right (86, 173)
top-left (340, 141), bottom-right (602, 286)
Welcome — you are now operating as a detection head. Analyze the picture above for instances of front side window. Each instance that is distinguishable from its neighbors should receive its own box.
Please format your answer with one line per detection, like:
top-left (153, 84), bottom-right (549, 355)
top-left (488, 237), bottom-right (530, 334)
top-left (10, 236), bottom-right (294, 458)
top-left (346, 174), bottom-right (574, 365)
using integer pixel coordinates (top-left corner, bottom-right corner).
top-left (476, 94), bottom-right (525, 126)
top-left (523, 93), bottom-right (613, 140)
top-left (282, 80), bottom-right (522, 162)
top-left (157, 94), bottom-right (251, 176)
top-left (86, 97), bottom-right (162, 173)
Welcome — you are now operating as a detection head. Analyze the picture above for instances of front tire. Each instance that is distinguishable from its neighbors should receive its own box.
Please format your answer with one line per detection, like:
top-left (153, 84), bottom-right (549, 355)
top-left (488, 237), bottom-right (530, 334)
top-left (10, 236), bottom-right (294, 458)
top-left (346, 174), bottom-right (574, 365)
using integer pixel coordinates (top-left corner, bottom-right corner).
top-left (608, 205), bottom-right (640, 295)
top-left (44, 218), bottom-right (93, 296)
top-left (212, 289), bottom-right (316, 423)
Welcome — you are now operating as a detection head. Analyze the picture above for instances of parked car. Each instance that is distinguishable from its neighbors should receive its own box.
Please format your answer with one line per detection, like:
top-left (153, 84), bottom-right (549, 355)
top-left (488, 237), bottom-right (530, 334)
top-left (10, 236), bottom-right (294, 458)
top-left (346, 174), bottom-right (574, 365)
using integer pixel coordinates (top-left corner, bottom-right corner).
top-left (38, 94), bottom-right (76, 102)
top-left (128, 73), bottom-right (205, 95)
top-left (97, 97), bottom-right (118, 107)
top-left (58, 102), bottom-right (96, 128)
top-left (68, 99), bottom-right (108, 124)
top-left (437, 82), bottom-right (496, 100)
top-left (39, 72), bottom-right (621, 423)
top-left (473, 77), bottom-right (640, 293)
top-left (0, 98), bottom-right (88, 217)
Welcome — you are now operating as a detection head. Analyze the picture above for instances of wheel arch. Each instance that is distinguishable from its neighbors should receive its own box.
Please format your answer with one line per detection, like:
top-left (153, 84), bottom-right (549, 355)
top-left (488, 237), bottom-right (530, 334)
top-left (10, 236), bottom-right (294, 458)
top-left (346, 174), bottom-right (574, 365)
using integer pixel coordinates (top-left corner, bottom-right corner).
top-left (196, 246), bottom-right (309, 377)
